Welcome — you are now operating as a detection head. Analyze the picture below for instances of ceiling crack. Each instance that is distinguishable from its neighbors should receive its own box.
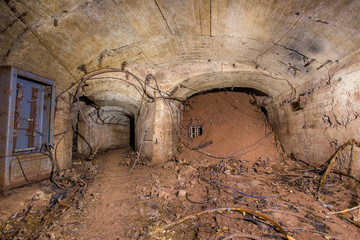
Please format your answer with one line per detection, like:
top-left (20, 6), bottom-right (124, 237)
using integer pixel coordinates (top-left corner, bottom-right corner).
top-left (254, 0), bottom-right (313, 64)
top-left (209, 0), bottom-right (212, 37)
top-left (154, 0), bottom-right (174, 36)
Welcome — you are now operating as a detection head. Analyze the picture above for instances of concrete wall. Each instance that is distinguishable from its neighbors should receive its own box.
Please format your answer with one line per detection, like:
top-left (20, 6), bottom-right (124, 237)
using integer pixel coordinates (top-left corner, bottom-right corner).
top-left (135, 102), bottom-right (154, 158)
top-left (77, 113), bottom-right (130, 155)
top-left (59, 64), bottom-right (360, 172)
top-left (151, 100), bottom-right (180, 164)
top-left (266, 66), bottom-right (360, 177)
top-left (135, 99), bottom-right (181, 164)
top-left (54, 95), bottom-right (73, 170)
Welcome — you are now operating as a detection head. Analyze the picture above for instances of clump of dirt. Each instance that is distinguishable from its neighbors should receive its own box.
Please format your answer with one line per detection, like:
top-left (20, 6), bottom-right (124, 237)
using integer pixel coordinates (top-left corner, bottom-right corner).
top-left (119, 149), bottom-right (152, 167)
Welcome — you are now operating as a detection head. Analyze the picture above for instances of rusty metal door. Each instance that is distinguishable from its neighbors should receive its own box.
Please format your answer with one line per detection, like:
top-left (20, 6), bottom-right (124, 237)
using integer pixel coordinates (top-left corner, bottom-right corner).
top-left (0, 67), bottom-right (56, 191)
top-left (13, 77), bottom-right (52, 153)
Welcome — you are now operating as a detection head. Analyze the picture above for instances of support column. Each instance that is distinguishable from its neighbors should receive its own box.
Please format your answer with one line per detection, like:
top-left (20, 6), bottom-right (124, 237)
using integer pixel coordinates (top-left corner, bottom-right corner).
top-left (137, 99), bottom-right (180, 164)
top-left (135, 102), bottom-right (155, 158)
top-left (152, 100), bottom-right (175, 164)
top-left (54, 95), bottom-right (73, 169)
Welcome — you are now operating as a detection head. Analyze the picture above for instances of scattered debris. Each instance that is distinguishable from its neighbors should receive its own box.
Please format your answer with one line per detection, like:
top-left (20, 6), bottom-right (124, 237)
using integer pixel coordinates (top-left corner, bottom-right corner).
top-left (0, 161), bottom-right (98, 239)
top-left (318, 139), bottom-right (360, 195)
top-left (150, 207), bottom-right (295, 240)
top-left (119, 149), bottom-right (151, 167)
top-left (1, 92), bottom-right (360, 239)
top-left (317, 59), bottom-right (333, 70)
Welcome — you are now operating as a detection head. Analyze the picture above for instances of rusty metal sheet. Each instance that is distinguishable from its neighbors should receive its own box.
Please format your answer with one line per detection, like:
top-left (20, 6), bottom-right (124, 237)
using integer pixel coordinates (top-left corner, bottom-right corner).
top-left (9, 153), bottom-right (51, 184)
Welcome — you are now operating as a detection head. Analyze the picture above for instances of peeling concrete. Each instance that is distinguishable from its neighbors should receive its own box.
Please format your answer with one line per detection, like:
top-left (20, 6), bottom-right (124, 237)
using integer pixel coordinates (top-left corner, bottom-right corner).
top-left (266, 66), bottom-right (360, 175)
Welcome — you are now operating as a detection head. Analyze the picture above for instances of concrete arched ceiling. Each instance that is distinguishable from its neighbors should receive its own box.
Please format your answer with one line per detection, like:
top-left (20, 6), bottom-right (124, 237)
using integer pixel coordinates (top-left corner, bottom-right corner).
top-left (82, 105), bottom-right (133, 125)
top-left (170, 70), bottom-right (289, 99)
top-left (85, 90), bottom-right (141, 115)
top-left (82, 72), bottom-right (145, 115)
top-left (1, 0), bottom-right (360, 103)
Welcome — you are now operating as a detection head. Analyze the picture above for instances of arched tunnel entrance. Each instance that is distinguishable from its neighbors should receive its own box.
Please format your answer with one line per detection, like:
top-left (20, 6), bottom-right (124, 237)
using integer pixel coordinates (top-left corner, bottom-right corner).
top-left (75, 103), bottom-right (136, 156)
top-left (177, 87), bottom-right (282, 168)
top-left (73, 82), bottom-right (280, 167)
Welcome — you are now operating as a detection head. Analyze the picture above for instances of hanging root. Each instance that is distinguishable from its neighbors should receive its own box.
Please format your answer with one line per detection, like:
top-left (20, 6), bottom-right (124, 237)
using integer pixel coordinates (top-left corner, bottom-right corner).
top-left (149, 207), bottom-right (295, 240)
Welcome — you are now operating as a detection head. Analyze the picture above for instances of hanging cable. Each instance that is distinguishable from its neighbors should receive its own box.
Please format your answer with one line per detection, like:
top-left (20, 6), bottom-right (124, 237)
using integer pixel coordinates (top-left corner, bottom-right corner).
top-left (73, 67), bottom-right (185, 160)
top-left (14, 155), bottom-right (30, 182)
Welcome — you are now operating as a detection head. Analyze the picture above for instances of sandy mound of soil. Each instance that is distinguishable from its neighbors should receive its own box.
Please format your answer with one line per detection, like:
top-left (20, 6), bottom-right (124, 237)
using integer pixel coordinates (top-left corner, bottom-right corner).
top-left (177, 91), bottom-right (283, 168)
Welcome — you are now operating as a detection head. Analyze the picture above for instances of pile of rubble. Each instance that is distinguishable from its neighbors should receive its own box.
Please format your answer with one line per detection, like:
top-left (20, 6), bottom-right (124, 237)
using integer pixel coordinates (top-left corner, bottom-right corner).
top-left (119, 149), bottom-right (152, 167)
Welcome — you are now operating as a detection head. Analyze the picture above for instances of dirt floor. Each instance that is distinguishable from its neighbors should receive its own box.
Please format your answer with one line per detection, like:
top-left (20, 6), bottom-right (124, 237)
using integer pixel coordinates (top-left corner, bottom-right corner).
top-left (1, 91), bottom-right (360, 240)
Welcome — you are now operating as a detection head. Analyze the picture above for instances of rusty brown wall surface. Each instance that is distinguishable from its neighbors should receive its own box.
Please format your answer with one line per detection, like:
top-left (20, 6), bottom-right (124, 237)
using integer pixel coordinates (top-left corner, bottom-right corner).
top-left (266, 68), bottom-right (360, 177)
top-left (8, 153), bottom-right (51, 189)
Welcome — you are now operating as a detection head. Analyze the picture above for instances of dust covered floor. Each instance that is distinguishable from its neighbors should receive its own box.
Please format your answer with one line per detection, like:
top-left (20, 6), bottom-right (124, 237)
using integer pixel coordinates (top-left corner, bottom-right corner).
top-left (1, 91), bottom-right (360, 240)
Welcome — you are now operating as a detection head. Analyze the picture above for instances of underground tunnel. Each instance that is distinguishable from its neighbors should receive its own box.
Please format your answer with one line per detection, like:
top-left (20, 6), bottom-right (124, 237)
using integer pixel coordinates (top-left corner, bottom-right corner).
top-left (1, 0), bottom-right (360, 239)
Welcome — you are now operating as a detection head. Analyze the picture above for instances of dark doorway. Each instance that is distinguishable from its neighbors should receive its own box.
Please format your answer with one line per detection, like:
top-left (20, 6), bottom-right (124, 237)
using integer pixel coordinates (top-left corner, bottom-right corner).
top-left (129, 116), bottom-right (135, 150)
